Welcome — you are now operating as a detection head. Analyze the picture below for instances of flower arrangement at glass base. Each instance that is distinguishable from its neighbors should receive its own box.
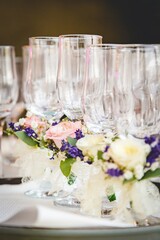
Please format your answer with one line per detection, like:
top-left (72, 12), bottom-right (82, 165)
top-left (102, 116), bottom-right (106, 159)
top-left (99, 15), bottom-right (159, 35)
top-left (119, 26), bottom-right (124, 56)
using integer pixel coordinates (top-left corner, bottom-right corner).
top-left (6, 112), bottom-right (160, 226)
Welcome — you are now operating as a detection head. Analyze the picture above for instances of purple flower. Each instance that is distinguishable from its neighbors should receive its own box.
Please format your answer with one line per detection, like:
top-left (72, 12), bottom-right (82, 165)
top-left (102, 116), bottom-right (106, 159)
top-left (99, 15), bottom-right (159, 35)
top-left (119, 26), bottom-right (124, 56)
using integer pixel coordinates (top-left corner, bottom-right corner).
top-left (60, 140), bottom-right (70, 151)
top-left (146, 140), bottom-right (160, 166)
top-left (52, 121), bottom-right (59, 126)
top-left (68, 146), bottom-right (84, 159)
top-left (86, 160), bottom-right (93, 165)
top-left (24, 127), bottom-right (37, 138)
top-left (75, 129), bottom-right (84, 140)
top-left (104, 145), bottom-right (110, 152)
top-left (8, 122), bottom-right (22, 132)
top-left (61, 140), bottom-right (84, 159)
top-left (49, 155), bottom-right (54, 160)
top-left (48, 144), bottom-right (58, 151)
top-left (106, 168), bottom-right (123, 177)
top-left (144, 136), bottom-right (156, 145)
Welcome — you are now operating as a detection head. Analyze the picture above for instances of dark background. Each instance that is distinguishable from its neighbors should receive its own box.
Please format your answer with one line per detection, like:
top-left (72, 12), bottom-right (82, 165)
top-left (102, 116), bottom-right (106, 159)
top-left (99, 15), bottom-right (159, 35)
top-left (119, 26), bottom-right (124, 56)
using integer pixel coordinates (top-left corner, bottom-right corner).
top-left (0, 0), bottom-right (160, 56)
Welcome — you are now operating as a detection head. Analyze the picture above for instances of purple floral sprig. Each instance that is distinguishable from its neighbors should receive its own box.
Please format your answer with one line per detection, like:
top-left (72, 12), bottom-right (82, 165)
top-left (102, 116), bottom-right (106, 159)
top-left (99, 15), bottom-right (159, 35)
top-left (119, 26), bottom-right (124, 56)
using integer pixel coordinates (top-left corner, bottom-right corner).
top-left (8, 122), bottom-right (22, 132)
top-left (24, 127), bottom-right (38, 139)
top-left (75, 129), bottom-right (84, 140)
top-left (60, 140), bottom-right (84, 159)
top-left (145, 136), bottom-right (160, 167)
top-left (106, 168), bottom-right (123, 177)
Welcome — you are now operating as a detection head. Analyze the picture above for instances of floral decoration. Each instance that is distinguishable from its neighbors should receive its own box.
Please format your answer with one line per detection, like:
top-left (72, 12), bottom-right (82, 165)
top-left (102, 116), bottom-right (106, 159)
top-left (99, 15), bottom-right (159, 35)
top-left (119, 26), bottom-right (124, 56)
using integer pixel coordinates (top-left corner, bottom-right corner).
top-left (6, 112), bottom-right (160, 223)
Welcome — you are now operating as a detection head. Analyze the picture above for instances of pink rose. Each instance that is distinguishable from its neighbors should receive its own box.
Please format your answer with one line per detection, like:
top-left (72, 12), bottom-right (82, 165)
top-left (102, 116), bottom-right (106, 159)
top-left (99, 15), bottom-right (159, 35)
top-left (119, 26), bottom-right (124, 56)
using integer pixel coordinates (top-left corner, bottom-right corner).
top-left (45, 121), bottom-right (81, 147)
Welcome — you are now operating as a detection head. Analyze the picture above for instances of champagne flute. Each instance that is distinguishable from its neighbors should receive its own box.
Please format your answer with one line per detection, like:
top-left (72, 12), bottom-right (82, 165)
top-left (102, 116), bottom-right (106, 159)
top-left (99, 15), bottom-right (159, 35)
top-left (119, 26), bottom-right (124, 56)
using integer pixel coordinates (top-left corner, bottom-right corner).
top-left (24, 37), bottom-right (62, 121)
top-left (82, 44), bottom-right (117, 134)
top-left (0, 46), bottom-right (18, 177)
top-left (54, 34), bottom-right (103, 208)
top-left (22, 37), bottom-right (63, 198)
top-left (57, 34), bottom-right (103, 120)
top-left (115, 44), bottom-right (160, 138)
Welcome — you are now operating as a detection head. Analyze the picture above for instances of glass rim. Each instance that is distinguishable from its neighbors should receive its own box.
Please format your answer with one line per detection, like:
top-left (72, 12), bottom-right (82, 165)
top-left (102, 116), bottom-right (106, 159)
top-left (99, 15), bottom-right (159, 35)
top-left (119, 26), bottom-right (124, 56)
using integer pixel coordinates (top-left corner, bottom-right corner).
top-left (87, 43), bottom-right (158, 50)
top-left (29, 36), bottom-right (59, 40)
top-left (59, 34), bottom-right (103, 39)
top-left (0, 45), bottom-right (15, 49)
top-left (29, 36), bottom-right (59, 44)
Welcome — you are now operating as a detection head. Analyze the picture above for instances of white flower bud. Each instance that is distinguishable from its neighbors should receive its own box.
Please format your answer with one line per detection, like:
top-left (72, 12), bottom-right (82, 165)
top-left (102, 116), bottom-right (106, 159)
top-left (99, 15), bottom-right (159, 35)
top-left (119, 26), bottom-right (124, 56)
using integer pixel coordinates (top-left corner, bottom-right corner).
top-left (151, 162), bottom-right (159, 171)
top-left (26, 111), bottom-right (33, 118)
top-left (19, 118), bottom-right (25, 125)
top-left (124, 170), bottom-right (133, 180)
top-left (102, 152), bottom-right (109, 160)
top-left (134, 164), bottom-right (144, 180)
top-left (31, 121), bottom-right (38, 129)
top-left (14, 122), bottom-right (20, 127)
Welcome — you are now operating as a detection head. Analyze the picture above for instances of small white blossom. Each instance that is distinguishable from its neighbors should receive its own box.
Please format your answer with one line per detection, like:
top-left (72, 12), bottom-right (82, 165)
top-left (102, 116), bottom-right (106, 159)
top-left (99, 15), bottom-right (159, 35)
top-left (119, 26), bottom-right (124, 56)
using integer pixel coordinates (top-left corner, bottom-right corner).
top-left (102, 152), bottom-right (109, 160)
top-left (151, 162), bottom-right (159, 171)
top-left (151, 140), bottom-right (158, 148)
top-left (57, 151), bottom-right (66, 161)
top-left (19, 118), bottom-right (25, 125)
top-left (124, 170), bottom-right (133, 180)
top-left (48, 119), bottom-right (54, 125)
top-left (48, 150), bottom-right (53, 158)
top-left (14, 122), bottom-right (20, 127)
top-left (104, 132), bottom-right (116, 144)
top-left (134, 164), bottom-right (144, 180)
top-left (81, 125), bottom-right (88, 134)
top-left (31, 121), bottom-right (38, 129)
top-left (83, 156), bottom-right (89, 162)
top-left (26, 111), bottom-right (33, 118)
top-left (107, 163), bottom-right (118, 169)
top-left (146, 162), bottom-right (150, 167)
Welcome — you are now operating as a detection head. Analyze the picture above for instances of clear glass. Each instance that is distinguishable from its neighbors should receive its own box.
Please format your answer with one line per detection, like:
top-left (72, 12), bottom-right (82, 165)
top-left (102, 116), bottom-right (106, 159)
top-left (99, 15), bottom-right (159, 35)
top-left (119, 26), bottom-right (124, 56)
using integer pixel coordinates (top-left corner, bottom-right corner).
top-left (114, 44), bottom-right (160, 138)
top-left (57, 34), bottom-right (102, 120)
top-left (82, 44), bottom-right (117, 134)
top-left (0, 46), bottom-right (18, 177)
top-left (24, 37), bottom-right (63, 120)
top-left (22, 37), bottom-right (63, 198)
top-left (29, 36), bottom-right (58, 45)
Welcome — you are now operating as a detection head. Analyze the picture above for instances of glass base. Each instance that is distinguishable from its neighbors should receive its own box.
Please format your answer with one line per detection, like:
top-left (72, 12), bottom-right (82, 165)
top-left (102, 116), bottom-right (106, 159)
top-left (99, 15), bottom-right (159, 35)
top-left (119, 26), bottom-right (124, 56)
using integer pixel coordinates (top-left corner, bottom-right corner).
top-left (85, 120), bottom-right (117, 135)
top-left (24, 189), bottom-right (55, 199)
top-left (63, 109), bottom-right (82, 121)
top-left (101, 197), bottom-right (117, 217)
top-left (136, 216), bottom-right (160, 226)
top-left (53, 191), bottom-right (80, 208)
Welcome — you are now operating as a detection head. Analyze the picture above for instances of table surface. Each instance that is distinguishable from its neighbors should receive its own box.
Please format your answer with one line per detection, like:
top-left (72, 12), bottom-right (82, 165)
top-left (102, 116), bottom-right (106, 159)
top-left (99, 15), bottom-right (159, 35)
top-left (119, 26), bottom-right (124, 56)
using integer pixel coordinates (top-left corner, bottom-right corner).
top-left (0, 224), bottom-right (160, 240)
top-left (0, 166), bottom-right (160, 240)
top-left (0, 178), bottom-right (160, 240)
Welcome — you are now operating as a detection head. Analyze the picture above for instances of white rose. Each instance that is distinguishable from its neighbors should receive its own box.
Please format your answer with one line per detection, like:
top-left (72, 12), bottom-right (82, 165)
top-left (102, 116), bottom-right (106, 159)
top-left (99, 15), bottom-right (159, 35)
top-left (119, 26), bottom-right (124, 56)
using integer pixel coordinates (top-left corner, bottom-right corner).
top-left (108, 138), bottom-right (151, 170)
top-left (76, 134), bottom-right (106, 158)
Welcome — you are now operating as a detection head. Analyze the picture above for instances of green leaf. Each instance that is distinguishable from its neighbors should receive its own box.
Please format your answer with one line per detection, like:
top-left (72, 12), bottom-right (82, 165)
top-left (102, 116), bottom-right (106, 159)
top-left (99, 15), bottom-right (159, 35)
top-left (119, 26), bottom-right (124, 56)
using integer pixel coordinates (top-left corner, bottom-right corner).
top-left (67, 172), bottom-right (77, 185)
top-left (97, 150), bottom-right (103, 160)
top-left (108, 193), bottom-right (116, 202)
top-left (60, 158), bottom-right (76, 177)
top-left (67, 137), bottom-right (77, 146)
top-left (14, 131), bottom-right (38, 147)
top-left (112, 136), bottom-right (119, 142)
top-left (141, 168), bottom-right (160, 180)
top-left (123, 177), bottom-right (136, 184)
